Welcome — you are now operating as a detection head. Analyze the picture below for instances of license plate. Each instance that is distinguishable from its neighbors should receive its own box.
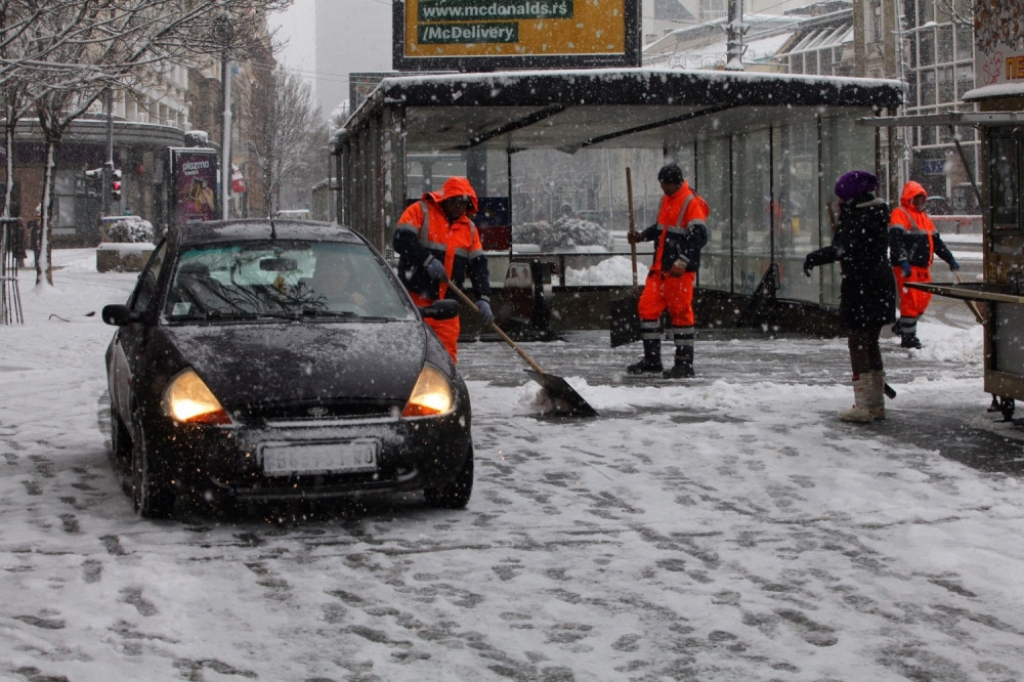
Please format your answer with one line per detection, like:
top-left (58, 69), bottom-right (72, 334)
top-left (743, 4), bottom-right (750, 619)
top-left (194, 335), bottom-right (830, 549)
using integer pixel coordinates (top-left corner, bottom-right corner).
top-left (262, 440), bottom-right (379, 476)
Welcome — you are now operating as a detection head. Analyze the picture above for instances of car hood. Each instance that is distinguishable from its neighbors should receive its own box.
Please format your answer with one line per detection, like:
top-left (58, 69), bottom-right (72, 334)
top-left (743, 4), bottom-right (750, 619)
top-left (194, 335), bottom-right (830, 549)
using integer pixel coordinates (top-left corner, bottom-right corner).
top-left (164, 320), bottom-right (428, 407)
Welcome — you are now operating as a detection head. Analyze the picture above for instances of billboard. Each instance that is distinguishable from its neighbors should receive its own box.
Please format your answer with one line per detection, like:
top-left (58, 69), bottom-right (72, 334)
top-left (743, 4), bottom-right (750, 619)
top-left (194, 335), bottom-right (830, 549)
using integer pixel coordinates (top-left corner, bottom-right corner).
top-left (168, 148), bottom-right (219, 225)
top-left (393, 0), bottom-right (640, 72)
top-left (974, 0), bottom-right (1024, 89)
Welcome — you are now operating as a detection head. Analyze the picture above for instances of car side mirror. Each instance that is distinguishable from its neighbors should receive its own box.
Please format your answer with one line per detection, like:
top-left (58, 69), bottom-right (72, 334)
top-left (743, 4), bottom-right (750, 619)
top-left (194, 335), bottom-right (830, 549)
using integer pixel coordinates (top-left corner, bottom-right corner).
top-left (421, 299), bottom-right (460, 320)
top-left (102, 304), bottom-right (142, 326)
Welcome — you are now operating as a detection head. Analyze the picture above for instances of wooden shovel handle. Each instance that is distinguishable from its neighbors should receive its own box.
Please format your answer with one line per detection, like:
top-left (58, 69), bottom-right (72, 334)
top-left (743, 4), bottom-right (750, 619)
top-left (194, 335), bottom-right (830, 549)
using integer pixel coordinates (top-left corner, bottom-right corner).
top-left (442, 276), bottom-right (548, 376)
top-left (626, 167), bottom-right (638, 295)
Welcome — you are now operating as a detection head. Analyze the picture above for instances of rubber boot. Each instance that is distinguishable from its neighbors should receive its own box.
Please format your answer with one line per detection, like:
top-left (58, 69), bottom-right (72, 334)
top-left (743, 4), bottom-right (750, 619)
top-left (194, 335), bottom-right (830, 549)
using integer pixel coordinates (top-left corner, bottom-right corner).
top-left (900, 333), bottom-right (922, 349)
top-left (627, 339), bottom-right (662, 374)
top-left (839, 374), bottom-right (875, 423)
top-left (663, 345), bottom-right (695, 379)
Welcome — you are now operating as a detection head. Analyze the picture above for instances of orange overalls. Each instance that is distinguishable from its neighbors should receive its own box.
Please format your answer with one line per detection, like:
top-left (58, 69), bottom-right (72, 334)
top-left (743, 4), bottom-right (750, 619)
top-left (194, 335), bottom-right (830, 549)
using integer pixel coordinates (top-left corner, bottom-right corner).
top-left (637, 184), bottom-right (709, 349)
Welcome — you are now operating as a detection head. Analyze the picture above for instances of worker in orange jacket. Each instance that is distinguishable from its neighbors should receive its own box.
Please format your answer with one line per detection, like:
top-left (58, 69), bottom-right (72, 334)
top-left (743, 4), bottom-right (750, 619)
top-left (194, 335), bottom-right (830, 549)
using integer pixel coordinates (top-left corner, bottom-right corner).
top-left (889, 181), bottom-right (960, 349)
top-left (394, 176), bottom-right (492, 363)
top-left (626, 163), bottom-right (709, 378)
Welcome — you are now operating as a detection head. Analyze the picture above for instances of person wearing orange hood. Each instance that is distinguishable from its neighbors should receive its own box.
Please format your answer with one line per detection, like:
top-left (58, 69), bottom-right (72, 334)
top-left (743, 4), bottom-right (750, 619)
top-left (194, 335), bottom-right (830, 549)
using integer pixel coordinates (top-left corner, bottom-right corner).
top-left (889, 181), bottom-right (960, 348)
top-left (394, 176), bottom-right (492, 363)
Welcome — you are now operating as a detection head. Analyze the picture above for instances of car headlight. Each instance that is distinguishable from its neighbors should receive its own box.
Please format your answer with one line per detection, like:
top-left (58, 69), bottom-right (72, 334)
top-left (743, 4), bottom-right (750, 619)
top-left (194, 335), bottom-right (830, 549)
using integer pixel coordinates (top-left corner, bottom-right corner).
top-left (401, 364), bottom-right (454, 418)
top-left (162, 368), bottom-right (232, 424)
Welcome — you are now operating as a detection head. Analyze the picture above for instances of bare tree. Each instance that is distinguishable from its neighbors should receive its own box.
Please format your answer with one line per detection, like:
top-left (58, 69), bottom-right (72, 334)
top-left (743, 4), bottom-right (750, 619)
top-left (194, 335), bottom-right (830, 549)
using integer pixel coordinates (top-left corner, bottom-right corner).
top-left (246, 65), bottom-right (322, 216)
top-left (2, 0), bottom-right (292, 285)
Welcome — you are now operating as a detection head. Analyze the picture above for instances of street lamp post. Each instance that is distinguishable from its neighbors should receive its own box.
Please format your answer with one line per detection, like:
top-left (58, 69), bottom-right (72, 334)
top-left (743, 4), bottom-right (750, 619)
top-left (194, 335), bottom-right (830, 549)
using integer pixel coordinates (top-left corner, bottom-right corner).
top-left (217, 11), bottom-right (233, 221)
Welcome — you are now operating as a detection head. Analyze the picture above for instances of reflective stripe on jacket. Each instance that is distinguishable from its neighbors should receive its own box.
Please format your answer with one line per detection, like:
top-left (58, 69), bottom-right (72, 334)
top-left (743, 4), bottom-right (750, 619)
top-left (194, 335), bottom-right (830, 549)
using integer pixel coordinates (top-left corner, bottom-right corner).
top-left (638, 181), bottom-right (709, 273)
top-left (888, 182), bottom-right (955, 268)
top-left (393, 197), bottom-right (491, 303)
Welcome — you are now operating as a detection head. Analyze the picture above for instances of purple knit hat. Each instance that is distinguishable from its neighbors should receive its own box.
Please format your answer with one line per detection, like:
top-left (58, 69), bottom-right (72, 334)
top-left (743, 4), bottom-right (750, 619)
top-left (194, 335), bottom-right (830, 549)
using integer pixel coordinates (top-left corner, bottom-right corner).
top-left (834, 170), bottom-right (879, 202)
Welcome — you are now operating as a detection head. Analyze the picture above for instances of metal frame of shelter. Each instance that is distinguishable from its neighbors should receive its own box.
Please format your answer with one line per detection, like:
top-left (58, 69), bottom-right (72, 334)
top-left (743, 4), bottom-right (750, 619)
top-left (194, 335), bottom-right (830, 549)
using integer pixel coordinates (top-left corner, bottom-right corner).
top-left (331, 68), bottom-right (902, 322)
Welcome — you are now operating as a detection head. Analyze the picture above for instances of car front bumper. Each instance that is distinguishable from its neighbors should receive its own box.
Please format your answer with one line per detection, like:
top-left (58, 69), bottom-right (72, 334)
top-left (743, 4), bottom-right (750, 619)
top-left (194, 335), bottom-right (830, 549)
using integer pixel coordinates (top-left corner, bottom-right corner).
top-left (151, 410), bottom-right (472, 503)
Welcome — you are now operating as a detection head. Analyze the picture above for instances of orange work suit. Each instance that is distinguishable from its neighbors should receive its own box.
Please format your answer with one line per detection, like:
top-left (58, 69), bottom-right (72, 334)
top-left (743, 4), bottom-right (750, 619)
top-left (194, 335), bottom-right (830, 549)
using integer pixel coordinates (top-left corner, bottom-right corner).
top-left (888, 181), bottom-right (958, 338)
top-left (394, 178), bottom-right (490, 363)
top-left (636, 182), bottom-right (709, 349)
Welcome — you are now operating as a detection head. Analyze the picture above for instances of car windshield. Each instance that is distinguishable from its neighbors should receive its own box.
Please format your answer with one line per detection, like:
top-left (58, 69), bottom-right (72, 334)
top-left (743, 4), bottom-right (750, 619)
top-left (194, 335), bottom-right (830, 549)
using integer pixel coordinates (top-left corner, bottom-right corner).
top-left (164, 240), bottom-right (416, 322)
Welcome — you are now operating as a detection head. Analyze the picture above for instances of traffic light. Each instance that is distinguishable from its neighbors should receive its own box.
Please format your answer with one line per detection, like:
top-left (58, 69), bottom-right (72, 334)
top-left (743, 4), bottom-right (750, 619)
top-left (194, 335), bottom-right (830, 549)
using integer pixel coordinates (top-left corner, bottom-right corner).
top-left (83, 168), bottom-right (103, 198)
top-left (111, 169), bottom-right (122, 202)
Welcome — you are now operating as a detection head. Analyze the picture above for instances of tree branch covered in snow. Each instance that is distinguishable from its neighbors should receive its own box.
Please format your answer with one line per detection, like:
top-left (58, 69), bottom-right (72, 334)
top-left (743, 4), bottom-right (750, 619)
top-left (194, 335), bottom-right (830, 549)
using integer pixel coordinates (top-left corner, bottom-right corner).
top-left (0, 0), bottom-right (293, 285)
top-left (244, 64), bottom-right (323, 215)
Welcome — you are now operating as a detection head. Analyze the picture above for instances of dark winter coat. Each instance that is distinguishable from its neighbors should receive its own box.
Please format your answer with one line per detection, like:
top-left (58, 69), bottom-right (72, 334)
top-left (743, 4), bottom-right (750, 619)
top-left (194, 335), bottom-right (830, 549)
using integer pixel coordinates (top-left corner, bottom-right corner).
top-left (804, 192), bottom-right (896, 331)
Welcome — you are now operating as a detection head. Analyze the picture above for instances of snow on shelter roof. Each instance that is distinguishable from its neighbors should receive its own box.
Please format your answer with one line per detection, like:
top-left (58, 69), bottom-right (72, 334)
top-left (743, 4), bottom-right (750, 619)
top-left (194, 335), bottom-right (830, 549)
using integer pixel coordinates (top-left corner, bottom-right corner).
top-left (333, 68), bottom-right (902, 154)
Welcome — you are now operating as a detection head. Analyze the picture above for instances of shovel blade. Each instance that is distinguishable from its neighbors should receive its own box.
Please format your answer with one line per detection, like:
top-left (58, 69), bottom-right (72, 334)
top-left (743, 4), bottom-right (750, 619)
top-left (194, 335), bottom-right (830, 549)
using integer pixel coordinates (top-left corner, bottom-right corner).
top-left (609, 294), bottom-right (641, 348)
top-left (524, 370), bottom-right (598, 418)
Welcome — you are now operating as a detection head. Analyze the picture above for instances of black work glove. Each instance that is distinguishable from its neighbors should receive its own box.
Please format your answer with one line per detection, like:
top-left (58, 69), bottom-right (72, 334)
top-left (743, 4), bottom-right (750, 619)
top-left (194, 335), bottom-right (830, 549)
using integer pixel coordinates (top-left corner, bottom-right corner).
top-left (803, 256), bottom-right (813, 277)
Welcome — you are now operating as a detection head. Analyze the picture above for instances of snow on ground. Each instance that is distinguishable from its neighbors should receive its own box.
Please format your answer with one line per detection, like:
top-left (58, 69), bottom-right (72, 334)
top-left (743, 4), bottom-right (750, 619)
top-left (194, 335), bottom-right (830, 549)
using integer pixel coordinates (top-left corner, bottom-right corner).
top-left (1, 249), bottom-right (1023, 681)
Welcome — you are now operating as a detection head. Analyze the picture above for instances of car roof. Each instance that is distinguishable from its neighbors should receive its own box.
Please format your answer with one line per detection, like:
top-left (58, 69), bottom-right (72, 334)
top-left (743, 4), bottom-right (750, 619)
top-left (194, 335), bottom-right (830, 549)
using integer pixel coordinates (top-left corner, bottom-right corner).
top-left (168, 219), bottom-right (365, 248)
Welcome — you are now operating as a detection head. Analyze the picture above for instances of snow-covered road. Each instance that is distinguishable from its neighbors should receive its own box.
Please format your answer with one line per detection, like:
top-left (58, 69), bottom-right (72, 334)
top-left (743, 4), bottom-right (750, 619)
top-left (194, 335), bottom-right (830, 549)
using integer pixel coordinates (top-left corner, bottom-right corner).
top-left (2, 251), bottom-right (1023, 681)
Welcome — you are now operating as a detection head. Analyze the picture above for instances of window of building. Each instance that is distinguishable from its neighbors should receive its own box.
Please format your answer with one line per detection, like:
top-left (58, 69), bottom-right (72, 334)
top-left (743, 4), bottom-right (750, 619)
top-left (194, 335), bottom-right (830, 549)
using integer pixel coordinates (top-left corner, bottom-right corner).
top-left (937, 25), bottom-right (953, 63)
top-left (906, 71), bottom-right (918, 107)
top-left (805, 51), bottom-right (818, 74)
top-left (955, 24), bottom-right (973, 61)
top-left (918, 28), bottom-right (935, 67)
top-left (916, 0), bottom-right (934, 25)
top-left (919, 69), bottom-right (936, 107)
top-left (820, 48), bottom-right (833, 76)
top-left (937, 66), bottom-right (955, 104)
top-left (920, 125), bottom-right (936, 146)
top-left (956, 64), bottom-right (974, 98)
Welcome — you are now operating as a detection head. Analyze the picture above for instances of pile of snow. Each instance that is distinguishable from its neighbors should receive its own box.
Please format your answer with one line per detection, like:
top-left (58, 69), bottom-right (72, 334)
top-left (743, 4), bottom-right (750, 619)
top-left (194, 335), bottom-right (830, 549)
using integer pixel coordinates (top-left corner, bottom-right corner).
top-left (564, 254), bottom-right (648, 286)
top-left (513, 216), bottom-right (614, 251)
top-left (102, 215), bottom-right (154, 243)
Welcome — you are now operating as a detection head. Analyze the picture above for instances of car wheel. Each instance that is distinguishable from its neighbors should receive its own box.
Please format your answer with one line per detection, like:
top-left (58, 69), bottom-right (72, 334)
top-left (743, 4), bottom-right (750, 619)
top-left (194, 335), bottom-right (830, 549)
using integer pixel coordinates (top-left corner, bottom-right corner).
top-left (424, 442), bottom-right (474, 509)
top-left (131, 422), bottom-right (176, 519)
top-left (109, 402), bottom-right (131, 469)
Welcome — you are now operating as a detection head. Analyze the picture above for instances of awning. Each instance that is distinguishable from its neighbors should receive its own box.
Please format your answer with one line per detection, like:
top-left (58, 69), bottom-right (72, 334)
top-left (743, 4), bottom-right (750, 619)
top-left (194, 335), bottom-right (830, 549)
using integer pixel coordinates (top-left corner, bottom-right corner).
top-left (859, 111), bottom-right (1024, 127)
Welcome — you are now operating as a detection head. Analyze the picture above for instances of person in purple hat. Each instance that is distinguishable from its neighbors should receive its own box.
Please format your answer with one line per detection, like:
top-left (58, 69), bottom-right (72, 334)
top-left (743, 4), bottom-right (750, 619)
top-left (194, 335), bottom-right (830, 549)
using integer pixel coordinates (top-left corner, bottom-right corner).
top-left (802, 170), bottom-right (897, 422)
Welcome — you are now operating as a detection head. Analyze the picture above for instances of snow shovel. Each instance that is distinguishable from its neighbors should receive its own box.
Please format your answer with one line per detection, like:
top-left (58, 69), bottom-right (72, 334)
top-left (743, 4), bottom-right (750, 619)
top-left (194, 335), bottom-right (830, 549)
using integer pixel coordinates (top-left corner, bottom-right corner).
top-left (444, 277), bottom-right (598, 418)
top-left (610, 167), bottom-right (642, 348)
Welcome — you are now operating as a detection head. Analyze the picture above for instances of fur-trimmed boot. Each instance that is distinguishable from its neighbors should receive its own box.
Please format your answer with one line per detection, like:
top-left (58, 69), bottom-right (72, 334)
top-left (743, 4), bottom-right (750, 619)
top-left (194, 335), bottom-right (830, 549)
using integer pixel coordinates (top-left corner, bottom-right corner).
top-left (627, 339), bottom-right (663, 374)
top-left (866, 371), bottom-right (886, 420)
top-left (839, 372), bottom-right (883, 423)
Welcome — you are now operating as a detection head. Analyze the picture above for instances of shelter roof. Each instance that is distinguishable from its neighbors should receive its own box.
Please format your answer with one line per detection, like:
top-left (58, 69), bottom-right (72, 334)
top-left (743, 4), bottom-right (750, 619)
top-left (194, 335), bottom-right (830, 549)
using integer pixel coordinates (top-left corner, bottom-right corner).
top-left (334, 67), bottom-right (902, 154)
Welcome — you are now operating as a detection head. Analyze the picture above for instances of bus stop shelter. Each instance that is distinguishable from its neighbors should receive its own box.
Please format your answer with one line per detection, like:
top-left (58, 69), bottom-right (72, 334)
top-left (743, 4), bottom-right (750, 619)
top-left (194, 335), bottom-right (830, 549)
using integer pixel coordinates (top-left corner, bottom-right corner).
top-left (331, 68), bottom-right (902, 328)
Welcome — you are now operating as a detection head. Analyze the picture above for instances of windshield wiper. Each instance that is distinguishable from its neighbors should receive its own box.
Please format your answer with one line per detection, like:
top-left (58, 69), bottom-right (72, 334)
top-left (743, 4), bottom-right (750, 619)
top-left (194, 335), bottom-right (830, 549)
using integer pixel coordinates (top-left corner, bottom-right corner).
top-left (298, 308), bottom-right (359, 318)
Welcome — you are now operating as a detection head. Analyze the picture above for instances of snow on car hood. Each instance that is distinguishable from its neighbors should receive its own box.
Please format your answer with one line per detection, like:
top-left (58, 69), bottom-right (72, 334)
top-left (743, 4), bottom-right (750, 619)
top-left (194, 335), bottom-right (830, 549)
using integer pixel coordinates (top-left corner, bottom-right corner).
top-left (164, 320), bottom-right (428, 406)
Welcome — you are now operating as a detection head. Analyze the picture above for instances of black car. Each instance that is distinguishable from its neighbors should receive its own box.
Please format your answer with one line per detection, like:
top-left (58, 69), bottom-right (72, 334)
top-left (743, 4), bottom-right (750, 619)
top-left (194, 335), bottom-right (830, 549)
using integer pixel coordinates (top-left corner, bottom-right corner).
top-left (103, 219), bottom-right (473, 518)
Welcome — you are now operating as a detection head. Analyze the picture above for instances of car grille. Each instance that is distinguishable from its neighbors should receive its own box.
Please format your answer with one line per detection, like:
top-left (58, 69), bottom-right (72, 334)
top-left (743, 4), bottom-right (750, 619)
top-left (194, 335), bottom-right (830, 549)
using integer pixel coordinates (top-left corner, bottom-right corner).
top-left (237, 398), bottom-right (402, 423)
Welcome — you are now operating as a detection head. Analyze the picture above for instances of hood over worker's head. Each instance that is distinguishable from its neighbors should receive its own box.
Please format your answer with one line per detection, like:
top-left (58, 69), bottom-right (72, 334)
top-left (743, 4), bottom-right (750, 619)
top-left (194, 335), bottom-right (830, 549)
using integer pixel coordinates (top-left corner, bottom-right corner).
top-left (900, 180), bottom-right (928, 211)
top-left (834, 170), bottom-right (879, 203)
top-left (435, 176), bottom-right (479, 220)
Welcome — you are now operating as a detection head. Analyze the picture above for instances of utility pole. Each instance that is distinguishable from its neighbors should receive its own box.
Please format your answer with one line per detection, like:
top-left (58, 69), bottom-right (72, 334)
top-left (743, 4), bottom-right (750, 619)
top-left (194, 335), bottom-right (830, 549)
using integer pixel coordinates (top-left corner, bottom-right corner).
top-left (724, 0), bottom-right (747, 72)
top-left (103, 88), bottom-right (114, 216)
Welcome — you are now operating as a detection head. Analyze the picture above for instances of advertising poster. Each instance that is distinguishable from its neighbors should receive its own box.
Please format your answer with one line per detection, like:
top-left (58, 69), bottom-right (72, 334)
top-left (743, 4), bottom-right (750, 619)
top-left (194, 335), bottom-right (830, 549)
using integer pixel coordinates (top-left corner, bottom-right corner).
top-left (394, 0), bottom-right (639, 71)
top-left (169, 148), bottom-right (218, 225)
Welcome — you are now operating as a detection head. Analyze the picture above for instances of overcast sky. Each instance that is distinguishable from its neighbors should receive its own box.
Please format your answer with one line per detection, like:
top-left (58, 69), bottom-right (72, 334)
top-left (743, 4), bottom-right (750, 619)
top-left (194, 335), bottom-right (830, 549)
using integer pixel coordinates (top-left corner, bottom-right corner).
top-left (271, 0), bottom-right (393, 115)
